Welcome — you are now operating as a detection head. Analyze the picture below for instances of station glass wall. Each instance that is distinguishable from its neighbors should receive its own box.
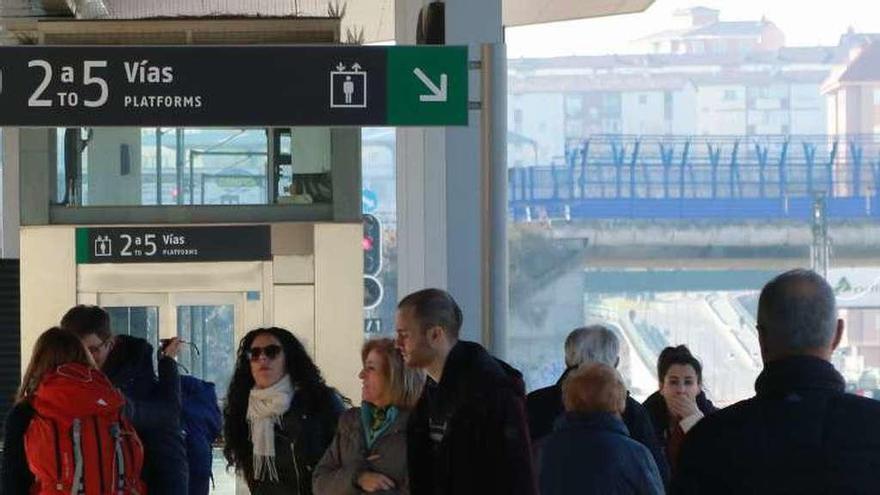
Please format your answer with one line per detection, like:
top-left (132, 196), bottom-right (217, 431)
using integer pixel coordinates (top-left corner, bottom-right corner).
top-left (505, 0), bottom-right (880, 405)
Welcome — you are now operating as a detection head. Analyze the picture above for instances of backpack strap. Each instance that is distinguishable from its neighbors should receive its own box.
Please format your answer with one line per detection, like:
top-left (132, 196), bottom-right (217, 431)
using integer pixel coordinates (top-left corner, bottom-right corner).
top-left (47, 415), bottom-right (64, 489)
top-left (110, 422), bottom-right (127, 492)
top-left (71, 418), bottom-right (85, 495)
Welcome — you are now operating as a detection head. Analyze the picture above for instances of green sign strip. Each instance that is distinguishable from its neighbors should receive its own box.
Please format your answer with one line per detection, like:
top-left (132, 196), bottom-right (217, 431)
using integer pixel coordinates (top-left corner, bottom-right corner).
top-left (75, 228), bottom-right (91, 264)
top-left (386, 46), bottom-right (469, 126)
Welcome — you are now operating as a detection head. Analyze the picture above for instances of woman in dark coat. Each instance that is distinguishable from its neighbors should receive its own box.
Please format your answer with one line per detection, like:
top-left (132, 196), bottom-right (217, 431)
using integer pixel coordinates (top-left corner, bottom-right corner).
top-left (539, 362), bottom-right (664, 495)
top-left (223, 327), bottom-right (345, 495)
top-left (313, 338), bottom-right (425, 494)
top-left (642, 345), bottom-right (716, 474)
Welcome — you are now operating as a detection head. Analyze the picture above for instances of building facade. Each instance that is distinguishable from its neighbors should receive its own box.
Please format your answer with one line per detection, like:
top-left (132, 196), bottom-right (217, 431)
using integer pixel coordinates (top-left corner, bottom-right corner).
top-left (508, 8), bottom-right (877, 167)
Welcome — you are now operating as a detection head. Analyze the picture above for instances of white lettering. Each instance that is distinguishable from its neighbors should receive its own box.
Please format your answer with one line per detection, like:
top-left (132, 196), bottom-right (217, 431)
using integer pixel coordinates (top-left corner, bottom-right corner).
top-left (124, 60), bottom-right (174, 84)
top-left (60, 66), bottom-right (75, 83)
top-left (162, 234), bottom-right (185, 245)
top-left (124, 61), bottom-right (141, 83)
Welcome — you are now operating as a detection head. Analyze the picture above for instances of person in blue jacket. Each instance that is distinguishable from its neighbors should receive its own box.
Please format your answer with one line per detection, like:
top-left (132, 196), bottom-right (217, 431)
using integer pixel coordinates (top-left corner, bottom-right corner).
top-left (539, 362), bottom-right (664, 495)
top-left (528, 325), bottom-right (670, 485)
top-left (181, 375), bottom-right (222, 495)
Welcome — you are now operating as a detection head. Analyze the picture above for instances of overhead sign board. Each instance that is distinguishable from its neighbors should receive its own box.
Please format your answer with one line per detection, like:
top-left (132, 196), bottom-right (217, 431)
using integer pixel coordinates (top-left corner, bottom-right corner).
top-left (75, 225), bottom-right (271, 263)
top-left (0, 45), bottom-right (468, 127)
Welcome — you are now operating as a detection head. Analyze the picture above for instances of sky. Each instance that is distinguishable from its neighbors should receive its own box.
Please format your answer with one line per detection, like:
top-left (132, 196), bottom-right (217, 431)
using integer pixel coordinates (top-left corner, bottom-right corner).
top-left (506, 0), bottom-right (880, 58)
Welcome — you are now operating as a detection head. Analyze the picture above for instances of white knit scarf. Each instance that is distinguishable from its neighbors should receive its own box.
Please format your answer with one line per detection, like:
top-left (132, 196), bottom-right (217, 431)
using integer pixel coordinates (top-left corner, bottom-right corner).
top-left (247, 374), bottom-right (294, 482)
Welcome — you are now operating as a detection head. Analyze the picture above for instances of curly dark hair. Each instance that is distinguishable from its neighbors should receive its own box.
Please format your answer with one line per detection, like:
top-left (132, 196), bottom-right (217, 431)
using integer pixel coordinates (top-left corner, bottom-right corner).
top-left (222, 327), bottom-right (344, 483)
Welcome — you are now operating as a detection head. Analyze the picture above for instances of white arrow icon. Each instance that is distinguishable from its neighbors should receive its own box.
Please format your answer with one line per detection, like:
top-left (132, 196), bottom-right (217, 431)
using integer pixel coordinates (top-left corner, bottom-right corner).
top-left (413, 68), bottom-right (447, 103)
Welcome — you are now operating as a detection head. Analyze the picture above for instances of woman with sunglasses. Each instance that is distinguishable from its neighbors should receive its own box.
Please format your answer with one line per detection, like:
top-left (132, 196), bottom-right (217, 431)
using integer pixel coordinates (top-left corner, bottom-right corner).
top-left (223, 327), bottom-right (346, 495)
top-left (313, 338), bottom-right (425, 494)
top-left (2, 327), bottom-right (145, 494)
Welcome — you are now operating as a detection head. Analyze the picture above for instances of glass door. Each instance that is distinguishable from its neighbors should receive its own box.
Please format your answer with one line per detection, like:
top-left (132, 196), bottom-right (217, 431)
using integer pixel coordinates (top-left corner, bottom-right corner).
top-left (96, 291), bottom-right (247, 495)
top-left (170, 292), bottom-right (243, 401)
top-left (170, 292), bottom-right (244, 495)
top-left (97, 293), bottom-right (166, 350)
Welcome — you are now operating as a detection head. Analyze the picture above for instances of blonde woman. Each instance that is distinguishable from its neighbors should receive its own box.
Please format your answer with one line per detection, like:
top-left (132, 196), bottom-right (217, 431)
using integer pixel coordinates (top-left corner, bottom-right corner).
top-left (313, 338), bottom-right (425, 494)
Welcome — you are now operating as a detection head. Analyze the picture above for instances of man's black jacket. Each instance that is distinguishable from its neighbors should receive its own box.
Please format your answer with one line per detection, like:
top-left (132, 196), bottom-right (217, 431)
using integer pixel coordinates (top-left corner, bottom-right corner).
top-left (407, 341), bottom-right (537, 495)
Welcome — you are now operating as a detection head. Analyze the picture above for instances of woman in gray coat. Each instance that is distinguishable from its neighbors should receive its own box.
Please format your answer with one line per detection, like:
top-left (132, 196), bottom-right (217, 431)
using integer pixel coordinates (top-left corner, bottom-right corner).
top-left (313, 338), bottom-right (425, 494)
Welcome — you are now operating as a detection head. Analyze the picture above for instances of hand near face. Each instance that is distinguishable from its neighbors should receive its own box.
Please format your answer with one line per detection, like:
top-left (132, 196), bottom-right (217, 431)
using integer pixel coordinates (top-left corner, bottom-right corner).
top-left (357, 471), bottom-right (396, 492)
top-left (160, 337), bottom-right (182, 359)
top-left (667, 393), bottom-right (700, 419)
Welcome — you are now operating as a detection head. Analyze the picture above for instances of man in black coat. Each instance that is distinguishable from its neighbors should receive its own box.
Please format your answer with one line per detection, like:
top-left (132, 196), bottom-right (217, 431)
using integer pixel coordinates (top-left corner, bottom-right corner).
top-left (527, 325), bottom-right (670, 486)
top-left (61, 305), bottom-right (189, 495)
top-left (672, 269), bottom-right (880, 494)
top-left (396, 288), bottom-right (537, 495)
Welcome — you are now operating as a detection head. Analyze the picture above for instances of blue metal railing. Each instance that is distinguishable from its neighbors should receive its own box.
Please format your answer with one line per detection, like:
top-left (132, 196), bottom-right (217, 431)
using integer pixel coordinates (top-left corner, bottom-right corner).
top-left (509, 135), bottom-right (880, 221)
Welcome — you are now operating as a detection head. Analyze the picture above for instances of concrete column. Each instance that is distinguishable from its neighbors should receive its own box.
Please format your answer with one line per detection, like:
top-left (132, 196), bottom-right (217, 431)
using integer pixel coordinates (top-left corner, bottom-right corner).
top-left (395, 0), bottom-right (450, 305)
top-left (87, 128), bottom-right (143, 206)
top-left (2, 129), bottom-right (21, 258)
top-left (395, 0), bottom-right (507, 349)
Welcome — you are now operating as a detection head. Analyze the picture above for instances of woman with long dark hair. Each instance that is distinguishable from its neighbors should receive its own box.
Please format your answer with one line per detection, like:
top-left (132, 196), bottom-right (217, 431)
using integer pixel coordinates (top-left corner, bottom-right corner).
top-left (223, 327), bottom-right (346, 495)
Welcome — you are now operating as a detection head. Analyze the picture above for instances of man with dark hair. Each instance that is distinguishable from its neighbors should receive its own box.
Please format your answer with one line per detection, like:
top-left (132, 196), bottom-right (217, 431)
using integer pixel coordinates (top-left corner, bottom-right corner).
top-left (527, 325), bottom-right (669, 486)
top-left (673, 269), bottom-right (880, 493)
top-left (396, 288), bottom-right (537, 495)
top-left (61, 305), bottom-right (189, 495)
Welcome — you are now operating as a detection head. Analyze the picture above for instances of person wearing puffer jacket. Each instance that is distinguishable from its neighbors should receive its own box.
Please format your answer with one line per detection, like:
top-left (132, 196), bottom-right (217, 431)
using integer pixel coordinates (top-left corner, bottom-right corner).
top-left (539, 363), bottom-right (664, 495)
top-left (2, 327), bottom-right (146, 495)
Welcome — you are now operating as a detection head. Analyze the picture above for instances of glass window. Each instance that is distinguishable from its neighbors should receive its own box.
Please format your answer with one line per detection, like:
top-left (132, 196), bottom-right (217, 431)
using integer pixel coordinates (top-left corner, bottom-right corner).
top-left (177, 304), bottom-right (235, 400)
top-left (55, 127), bottom-right (334, 207)
top-left (105, 306), bottom-right (159, 347)
top-left (505, 1), bottom-right (880, 405)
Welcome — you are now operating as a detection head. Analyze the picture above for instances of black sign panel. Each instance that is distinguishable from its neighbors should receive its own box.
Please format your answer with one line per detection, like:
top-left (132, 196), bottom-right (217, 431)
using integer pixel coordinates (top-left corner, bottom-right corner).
top-left (76, 225), bottom-right (271, 263)
top-left (0, 46), bottom-right (388, 126)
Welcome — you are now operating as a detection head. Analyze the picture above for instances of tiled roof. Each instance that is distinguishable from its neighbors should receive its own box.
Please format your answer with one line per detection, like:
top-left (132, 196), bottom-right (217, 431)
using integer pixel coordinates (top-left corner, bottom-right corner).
top-left (836, 42), bottom-right (880, 82)
top-left (686, 21), bottom-right (766, 37)
top-left (508, 46), bottom-right (840, 73)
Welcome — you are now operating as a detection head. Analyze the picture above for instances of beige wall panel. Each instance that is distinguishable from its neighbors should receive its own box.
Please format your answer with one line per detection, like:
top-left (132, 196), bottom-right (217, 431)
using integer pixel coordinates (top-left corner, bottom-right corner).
top-left (271, 223), bottom-right (314, 256)
top-left (262, 261), bottom-right (274, 326)
top-left (78, 262), bottom-right (263, 293)
top-left (78, 292), bottom-right (98, 305)
top-left (243, 298), bottom-right (265, 337)
top-left (273, 285), bottom-right (316, 357)
top-left (314, 223), bottom-right (363, 401)
top-left (272, 255), bottom-right (315, 284)
top-left (20, 227), bottom-right (77, 375)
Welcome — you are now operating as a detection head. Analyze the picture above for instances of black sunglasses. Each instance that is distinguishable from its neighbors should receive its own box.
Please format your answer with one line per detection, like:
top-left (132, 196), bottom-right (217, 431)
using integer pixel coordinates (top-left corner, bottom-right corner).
top-left (246, 344), bottom-right (282, 361)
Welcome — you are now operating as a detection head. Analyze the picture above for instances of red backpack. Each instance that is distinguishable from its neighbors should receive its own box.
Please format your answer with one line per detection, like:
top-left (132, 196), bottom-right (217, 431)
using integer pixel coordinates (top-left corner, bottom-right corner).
top-left (25, 363), bottom-right (146, 495)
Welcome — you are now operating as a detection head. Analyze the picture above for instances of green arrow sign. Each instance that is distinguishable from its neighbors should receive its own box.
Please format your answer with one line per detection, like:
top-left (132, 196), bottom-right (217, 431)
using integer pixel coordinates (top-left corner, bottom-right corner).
top-left (387, 46), bottom-right (469, 126)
